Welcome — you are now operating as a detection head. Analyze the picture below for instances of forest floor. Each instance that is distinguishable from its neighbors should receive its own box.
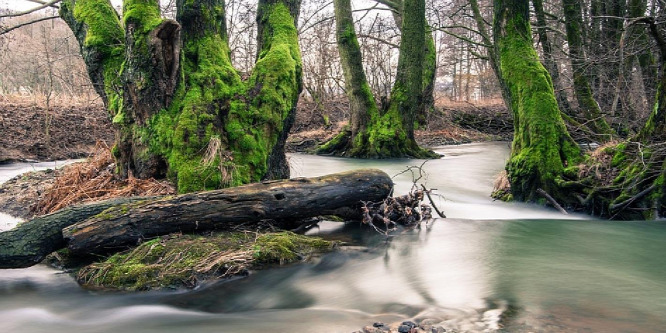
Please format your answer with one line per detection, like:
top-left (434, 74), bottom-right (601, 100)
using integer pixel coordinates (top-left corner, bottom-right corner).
top-left (0, 98), bottom-right (114, 163)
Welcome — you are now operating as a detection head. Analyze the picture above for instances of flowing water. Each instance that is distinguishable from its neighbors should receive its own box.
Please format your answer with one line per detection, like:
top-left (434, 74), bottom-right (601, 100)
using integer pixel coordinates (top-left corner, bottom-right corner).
top-left (1, 142), bottom-right (665, 332)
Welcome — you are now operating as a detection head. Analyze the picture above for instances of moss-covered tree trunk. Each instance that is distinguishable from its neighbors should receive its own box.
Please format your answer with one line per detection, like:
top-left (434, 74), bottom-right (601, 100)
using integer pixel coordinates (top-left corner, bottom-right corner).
top-left (374, 0), bottom-right (435, 126)
top-left (627, 0), bottom-right (657, 108)
top-left (531, 0), bottom-right (572, 116)
top-left (469, 0), bottom-right (512, 115)
top-left (493, 0), bottom-right (580, 202)
top-left (562, 0), bottom-right (614, 141)
top-left (60, 0), bottom-right (302, 193)
top-left (318, 0), bottom-right (435, 158)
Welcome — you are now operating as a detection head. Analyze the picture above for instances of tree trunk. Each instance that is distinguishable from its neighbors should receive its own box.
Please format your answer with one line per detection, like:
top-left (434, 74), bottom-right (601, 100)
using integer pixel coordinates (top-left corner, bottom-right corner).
top-left (531, 0), bottom-right (572, 115)
top-left (373, 0), bottom-right (436, 125)
top-left (594, 0), bottom-right (627, 113)
top-left (318, 0), bottom-right (435, 158)
top-left (0, 169), bottom-right (392, 267)
top-left (627, 0), bottom-right (658, 111)
top-left (493, 0), bottom-right (581, 202)
top-left (563, 0), bottom-right (614, 141)
top-left (0, 197), bottom-right (149, 269)
top-left (469, 0), bottom-right (512, 114)
top-left (62, 169), bottom-right (392, 256)
top-left (60, 0), bottom-right (303, 193)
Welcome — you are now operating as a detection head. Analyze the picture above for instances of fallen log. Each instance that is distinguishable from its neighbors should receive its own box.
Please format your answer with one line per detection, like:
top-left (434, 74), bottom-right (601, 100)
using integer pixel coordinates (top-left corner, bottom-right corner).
top-left (63, 169), bottom-right (392, 256)
top-left (0, 197), bottom-right (152, 268)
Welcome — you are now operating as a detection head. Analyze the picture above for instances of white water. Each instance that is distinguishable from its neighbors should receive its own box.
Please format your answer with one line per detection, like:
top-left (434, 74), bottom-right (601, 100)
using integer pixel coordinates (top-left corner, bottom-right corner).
top-left (0, 160), bottom-right (78, 231)
top-left (1, 143), bottom-right (664, 333)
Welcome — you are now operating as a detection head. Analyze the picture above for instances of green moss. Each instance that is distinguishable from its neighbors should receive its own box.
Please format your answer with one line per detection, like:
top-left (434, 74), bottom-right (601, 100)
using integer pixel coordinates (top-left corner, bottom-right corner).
top-left (77, 232), bottom-right (334, 291)
top-left (129, 2), bottom-right (302, 192)
top-left (496, 2), bottom-right (581, 201)
top-left (253, 231), bottom-right (334, 265)
top-left (62, 0), bottom-right (125, 117)
top-left (122, 0), bottom-right (162, 34)
top-left (611, 142), bottom-right (628, 167)
top-left (224, 2), bottom-right (302, 185)
top-left (69, 0), bottom-right (123, 53)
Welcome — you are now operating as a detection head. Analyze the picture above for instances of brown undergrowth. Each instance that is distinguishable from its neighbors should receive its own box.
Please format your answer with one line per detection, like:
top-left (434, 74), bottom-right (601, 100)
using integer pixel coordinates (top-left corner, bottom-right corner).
top-left (34, 142), bottom-right (176, 215)
top-left (576, 141), bottom-right (620, 187)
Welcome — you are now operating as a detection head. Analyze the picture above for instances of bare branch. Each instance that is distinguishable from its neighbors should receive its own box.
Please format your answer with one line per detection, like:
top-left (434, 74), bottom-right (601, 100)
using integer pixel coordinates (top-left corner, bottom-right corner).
top-left (0, 0), bottom-right (61, 18)
top-left (357, 33), bottom-right (399, 48)
top-left (0, 15), bottom-right (59, 36)
top-left (434, 27), bottom-right (491, 49)
top-left (372, 0), bottom-right (400, 11)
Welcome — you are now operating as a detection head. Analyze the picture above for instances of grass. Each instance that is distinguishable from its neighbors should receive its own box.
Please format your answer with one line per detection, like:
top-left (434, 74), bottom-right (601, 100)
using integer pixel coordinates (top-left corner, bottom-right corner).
top-left (76, 231), bottom-right (336, 291)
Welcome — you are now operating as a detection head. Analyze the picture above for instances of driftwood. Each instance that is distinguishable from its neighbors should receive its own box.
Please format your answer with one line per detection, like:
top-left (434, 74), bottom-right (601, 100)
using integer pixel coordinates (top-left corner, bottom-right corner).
top-left (0, 169), bottom-right (391, 268)
top-left (63, 169), bottom-right (392, 256)
top-left (0, 197), bottom-right (152, 268)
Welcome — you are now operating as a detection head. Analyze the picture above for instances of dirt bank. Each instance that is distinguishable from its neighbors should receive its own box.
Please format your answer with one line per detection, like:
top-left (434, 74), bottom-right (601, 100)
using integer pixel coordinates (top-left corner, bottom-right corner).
top-left (0, 100), bottom-right (114, 163)
top-left (287, 98), bottom-right (511, 153)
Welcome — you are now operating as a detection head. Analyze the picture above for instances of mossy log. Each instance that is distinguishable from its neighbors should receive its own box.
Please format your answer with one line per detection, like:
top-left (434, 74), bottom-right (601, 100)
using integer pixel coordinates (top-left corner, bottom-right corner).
top-left (0, 197), bottom-right (151, 269)
top-left (62, 169), bottom-right (392, 256)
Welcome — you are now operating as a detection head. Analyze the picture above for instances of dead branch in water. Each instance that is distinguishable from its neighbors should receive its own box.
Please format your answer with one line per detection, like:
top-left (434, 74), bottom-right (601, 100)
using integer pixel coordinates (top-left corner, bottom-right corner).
top-left (361, 162), bottom-right (445, 236)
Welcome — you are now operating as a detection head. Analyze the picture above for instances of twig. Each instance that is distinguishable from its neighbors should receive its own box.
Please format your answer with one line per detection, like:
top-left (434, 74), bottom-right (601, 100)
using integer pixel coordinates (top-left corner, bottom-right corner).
top-left (0, 0), bottom-right (61, 18)
top-left (0, 16), bottom-right (59, 36)
top-left (421, 184), bottom-right (446, 218)
top-left (609, 184), bottom-right (656, 212)
top-left (536, 188), bottom-right (568, 215)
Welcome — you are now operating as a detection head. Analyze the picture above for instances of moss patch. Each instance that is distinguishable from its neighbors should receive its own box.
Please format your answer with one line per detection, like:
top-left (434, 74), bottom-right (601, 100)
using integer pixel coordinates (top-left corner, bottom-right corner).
top-left (76, 231), bottom-right (334, 291)
top-left (253, 231), bottom-right (334, 265)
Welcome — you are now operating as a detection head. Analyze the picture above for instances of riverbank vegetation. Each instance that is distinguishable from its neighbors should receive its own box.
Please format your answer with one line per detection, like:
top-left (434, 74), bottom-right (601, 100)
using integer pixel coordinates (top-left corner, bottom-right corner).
top-left (4, 0), bottom-right (666, 292)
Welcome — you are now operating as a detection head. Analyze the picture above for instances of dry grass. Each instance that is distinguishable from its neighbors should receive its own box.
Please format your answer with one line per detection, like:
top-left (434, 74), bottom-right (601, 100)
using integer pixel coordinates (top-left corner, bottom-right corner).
top-left (34, 142), bottom-right (176, 215)
top-left (577, 140), bottom-right (620, 186)
top-left (434, 96), bottom-right (505, 108)
top-left (493, 170), bottom-right (511, 194)
top-left (0, 91), bottom-right (103, 109)
top-left (76, 231), bottom-right (335, 291)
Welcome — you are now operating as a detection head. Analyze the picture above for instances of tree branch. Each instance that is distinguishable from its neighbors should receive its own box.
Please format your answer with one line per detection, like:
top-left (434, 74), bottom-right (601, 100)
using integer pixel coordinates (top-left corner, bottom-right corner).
top-left (0, 0), bottom-right (61, 18)
top-left (358, 33), bottom-right (399, 48)
top-left (0, 15), bottom-right (59, 36)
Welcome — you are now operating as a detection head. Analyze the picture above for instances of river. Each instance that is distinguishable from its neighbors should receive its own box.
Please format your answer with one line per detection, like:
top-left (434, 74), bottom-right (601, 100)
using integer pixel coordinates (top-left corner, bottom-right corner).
top-left (1, 142), bottom-right (665, 332)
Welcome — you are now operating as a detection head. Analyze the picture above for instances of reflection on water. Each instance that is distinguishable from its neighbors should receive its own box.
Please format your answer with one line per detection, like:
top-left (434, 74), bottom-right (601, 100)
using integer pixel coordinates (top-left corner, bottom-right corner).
top-left (1, 143), bottom-right (665, 332)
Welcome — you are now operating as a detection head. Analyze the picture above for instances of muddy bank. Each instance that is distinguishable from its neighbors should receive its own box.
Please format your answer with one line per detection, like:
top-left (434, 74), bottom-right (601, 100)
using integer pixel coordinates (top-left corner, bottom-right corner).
top-left (0, 99), bottom-right (510, 162)
top-left (0, 168), bottom-right (61, 219)
top-left (0, 101), bottom-right (114, 163)
top-left (287, 99), bottom-right (511, 153)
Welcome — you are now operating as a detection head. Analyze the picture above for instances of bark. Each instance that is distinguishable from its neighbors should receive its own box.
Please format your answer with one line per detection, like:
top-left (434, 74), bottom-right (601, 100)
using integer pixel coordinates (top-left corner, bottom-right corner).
top-left (593, 0), bottom-right (627, 112)
top-left (59, 0), bottom-right (124, 108)
top-left (531, 0), bottom-right (572, 115)
top-left (469, 0), bottom-right (511, 114)
top-left (373, 0), bottom-right (435, 125)
top-left (60, 0), bottom-right (303, 193)
top-left (62, 169), bottom-right (392, 256)
top-left (493, 0), bottom-right (581, 202)
top-left (627, 0), bottom-right (658, 109)
top-left (563, 0), bottom-right (614, 140)
top-left (318, 0), bottom-right (435, 158)
top-left (0, 197), bottom-right (149, 269)
top-left (637, 17), bottom-right (666, 142)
